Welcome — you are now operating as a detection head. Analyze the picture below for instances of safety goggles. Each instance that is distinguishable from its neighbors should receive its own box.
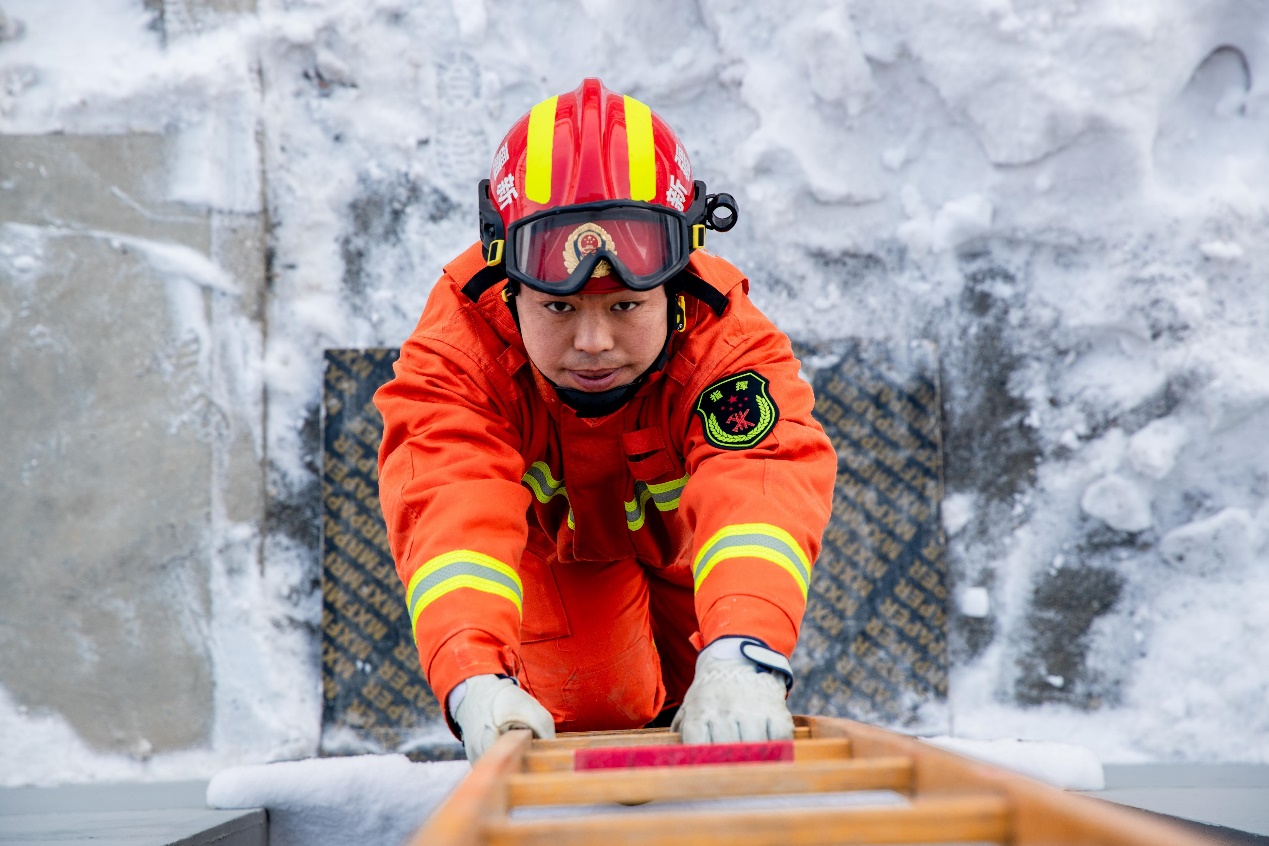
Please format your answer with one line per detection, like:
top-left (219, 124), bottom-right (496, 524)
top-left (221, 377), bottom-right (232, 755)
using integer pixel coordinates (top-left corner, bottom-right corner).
top-left (499, 199), bottom-right (706, 296)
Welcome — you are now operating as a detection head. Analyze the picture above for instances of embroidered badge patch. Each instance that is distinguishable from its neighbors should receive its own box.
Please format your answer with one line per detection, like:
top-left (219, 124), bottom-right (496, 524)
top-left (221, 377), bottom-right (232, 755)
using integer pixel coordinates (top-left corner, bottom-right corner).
top-left (694, 370), bottom-right (779, 450)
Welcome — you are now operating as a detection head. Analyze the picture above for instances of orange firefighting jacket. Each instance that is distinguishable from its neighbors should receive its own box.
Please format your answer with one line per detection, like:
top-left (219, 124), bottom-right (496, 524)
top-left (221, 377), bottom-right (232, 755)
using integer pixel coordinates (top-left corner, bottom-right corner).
top-left (375, 242), bottom-right (837, 715)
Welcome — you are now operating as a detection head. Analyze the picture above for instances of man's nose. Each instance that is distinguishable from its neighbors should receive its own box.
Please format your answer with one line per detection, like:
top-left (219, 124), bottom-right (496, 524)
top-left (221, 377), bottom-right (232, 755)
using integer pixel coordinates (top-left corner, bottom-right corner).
top-left (574, 310), bottom-right (615, 354)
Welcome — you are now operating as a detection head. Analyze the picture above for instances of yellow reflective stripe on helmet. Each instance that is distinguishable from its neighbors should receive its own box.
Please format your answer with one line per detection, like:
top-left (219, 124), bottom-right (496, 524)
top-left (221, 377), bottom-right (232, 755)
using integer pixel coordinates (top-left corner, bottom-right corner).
top-left (406, 550), bottom-right (523, 635)
top-left (525, 96), bottom-right (557, 204)
top-left (693, 523), bottom-right (811, 599)
top-left (522, 461), bottom-right (566, 504)
top-left (623, 95), bottom-right (655, 201)
top-left (625, 473), bottom-right (689, 531)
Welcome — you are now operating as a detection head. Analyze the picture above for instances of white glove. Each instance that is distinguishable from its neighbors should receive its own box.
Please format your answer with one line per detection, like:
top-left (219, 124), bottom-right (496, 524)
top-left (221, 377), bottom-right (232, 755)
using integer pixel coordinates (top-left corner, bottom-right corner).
top-left (450, 674), bottom-right (556, 763)
top-left (672, 637), bottom-right (795, 744)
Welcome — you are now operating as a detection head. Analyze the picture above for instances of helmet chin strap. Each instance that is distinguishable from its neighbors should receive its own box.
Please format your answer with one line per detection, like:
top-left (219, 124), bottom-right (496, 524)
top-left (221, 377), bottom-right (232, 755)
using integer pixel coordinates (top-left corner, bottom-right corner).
top-left (550, 337), bottom-right (671, 419)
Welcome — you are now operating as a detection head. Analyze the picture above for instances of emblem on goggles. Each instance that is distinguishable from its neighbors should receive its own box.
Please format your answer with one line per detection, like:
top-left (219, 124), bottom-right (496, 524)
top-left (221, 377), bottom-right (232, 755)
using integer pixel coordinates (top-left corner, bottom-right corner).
top-left (562, 222), bottom-right (616, 277)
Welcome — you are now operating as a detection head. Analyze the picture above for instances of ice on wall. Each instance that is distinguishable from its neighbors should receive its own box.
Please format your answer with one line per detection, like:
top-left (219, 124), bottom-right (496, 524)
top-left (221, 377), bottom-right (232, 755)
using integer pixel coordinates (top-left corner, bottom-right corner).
top-left (0, 0), bottom-right (1267, 783)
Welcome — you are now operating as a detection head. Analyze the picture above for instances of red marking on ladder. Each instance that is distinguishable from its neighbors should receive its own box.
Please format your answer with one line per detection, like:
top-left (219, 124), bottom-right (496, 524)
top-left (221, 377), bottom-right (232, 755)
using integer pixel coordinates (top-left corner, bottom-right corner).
top-left (574, 740), bottom-right (795, 770)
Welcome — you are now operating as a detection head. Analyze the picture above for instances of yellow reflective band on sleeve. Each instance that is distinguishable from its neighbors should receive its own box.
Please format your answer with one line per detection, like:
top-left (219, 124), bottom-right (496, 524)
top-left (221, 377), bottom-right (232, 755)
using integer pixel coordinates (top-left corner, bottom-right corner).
top-left (525, 96), bottom-right (557, 204)
top-left (646, 473), bottom-right (689, 509)
top-left (522, 461), bottom-right (567, 504)
top-left (623, 95), bottom-right (655, 201)
top-left (625, 485), bottom-right (654, 532)
top-left (625, 473), bottom-right (689, 531)
top-left (693, 523), bottom-right (811, 600)
top-left (521, 462), bottom-right (574, 531)
top-left (406, 550), bottom-right (523, 637)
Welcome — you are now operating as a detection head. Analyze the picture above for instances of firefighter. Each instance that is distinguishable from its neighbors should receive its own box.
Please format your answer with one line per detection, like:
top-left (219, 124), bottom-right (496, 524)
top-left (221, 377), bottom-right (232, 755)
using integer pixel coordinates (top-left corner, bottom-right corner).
top-left (375, 78), bottom-right (836, 762)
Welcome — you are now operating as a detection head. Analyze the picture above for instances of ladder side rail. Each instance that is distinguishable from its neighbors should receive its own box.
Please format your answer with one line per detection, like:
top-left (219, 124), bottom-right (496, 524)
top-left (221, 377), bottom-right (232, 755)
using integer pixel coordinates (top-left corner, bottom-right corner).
top-left (807, 716), bottom-right (1213, 846)
top-left (406, 728), bottom-right (530, 846)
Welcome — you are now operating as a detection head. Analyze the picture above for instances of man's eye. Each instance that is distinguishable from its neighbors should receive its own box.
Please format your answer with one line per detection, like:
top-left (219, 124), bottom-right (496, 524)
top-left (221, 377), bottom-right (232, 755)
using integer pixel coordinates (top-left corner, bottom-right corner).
top-left (612, 301), bottom-right (639, 312)
top-left (544, 302), bottom-right (574, 314)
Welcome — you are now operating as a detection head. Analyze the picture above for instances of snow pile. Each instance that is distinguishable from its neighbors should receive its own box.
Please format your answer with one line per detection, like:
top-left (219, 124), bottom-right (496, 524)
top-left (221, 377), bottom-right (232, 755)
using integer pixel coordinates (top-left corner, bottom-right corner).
top-left (923, 736), bottom-right (1105, 791)
top-left (0, 0), bottom-right (1267, 786)
top-left (207, 755), bottom-right (469, 846)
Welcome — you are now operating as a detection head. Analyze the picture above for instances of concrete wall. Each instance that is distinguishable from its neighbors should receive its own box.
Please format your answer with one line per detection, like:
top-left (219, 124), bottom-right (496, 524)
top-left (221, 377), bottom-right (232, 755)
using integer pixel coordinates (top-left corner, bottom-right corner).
top-left (0, 21), bottom-right (266, 756)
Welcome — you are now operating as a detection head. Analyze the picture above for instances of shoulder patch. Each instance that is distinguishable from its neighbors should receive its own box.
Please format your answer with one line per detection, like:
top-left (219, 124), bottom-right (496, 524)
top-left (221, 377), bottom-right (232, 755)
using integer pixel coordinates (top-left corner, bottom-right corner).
top-left (693, 370), bottom-right (779, 450)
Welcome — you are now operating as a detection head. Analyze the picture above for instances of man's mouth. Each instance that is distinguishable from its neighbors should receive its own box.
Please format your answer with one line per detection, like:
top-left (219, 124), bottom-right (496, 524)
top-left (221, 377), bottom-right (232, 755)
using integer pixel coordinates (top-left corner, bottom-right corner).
top-left (567, 368), bottom-right (623, 392)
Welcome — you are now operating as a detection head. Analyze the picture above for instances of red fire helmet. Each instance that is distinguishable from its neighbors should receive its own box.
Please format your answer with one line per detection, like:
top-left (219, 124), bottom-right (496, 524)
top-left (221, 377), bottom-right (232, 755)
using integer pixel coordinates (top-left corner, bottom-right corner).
top-left (477, 78), bottom-right (736, 297)
top-left (491, 77), bottom-right (694, 227)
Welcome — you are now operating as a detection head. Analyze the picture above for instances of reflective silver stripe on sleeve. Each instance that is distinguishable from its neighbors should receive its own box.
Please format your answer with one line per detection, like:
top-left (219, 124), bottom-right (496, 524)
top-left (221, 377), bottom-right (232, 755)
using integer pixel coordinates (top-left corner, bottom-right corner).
top-left (625, 474), bottom-right (689, 531)
top-left (408, 560), bottom-right (523, 613)
top-left (625, 483), bottom-right (654, 525)
top-left (693, 531), bottom-right (811, 588)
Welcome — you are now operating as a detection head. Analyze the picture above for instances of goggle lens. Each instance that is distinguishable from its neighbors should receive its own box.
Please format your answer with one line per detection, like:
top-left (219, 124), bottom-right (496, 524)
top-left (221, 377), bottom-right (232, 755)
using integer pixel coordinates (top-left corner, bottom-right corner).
top-left (509, 204), bottom-right (687, 294)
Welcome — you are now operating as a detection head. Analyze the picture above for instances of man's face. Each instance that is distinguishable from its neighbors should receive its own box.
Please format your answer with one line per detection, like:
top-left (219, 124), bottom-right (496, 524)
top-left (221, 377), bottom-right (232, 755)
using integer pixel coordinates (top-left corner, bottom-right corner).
top-left (516, 286), bottom-right (669, 392)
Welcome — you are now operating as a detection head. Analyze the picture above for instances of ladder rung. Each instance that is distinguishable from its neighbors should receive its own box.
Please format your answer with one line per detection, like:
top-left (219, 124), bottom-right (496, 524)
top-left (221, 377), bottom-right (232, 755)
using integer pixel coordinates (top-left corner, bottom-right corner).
top-left (523, 737), bottom-right (851, 773)
top-left (484, 793), bottom-right (1012, 846)
top-left (538, 726), bottom-right (812, 750)
top-left (535, 731), bottom-right (681, 751)
top-left (507, 756), bottom-right (914, 807)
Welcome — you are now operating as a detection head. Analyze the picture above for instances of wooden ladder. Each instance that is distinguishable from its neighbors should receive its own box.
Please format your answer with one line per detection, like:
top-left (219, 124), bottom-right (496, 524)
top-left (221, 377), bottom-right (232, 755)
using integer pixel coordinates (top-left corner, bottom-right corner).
top-left (409, 715), bottom-right (1211, 846)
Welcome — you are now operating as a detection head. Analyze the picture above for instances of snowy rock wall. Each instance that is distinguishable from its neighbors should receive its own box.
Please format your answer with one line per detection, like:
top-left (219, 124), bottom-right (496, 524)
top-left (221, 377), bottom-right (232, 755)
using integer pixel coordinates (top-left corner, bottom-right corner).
top-left (1, 0), bottom-right (1266, 783)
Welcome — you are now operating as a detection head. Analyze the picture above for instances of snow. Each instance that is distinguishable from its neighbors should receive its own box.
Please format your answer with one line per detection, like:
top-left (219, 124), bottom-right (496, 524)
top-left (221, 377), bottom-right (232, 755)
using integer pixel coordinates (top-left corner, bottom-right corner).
top-left (1, 0), bottom-right (1267, 797)
top-left (940, 492), bottom-right (974, 537)
top-left (898, 191), bottom-right (995, 256)
top-left (1126, 417), bottom-right (1189, 480)
top-left (1159, 508), bottom-right (1255, 576)
top-left (206, 755), bottom-right (469, 846)
top-left (923, 736), bottom-right (1105, 791)
top-left (956, 587), bottom-right (991, 619)
top-left (1080, 473), bottom-right (1153, 533)
top-left (1198, 240), bottom-right (1244, 261)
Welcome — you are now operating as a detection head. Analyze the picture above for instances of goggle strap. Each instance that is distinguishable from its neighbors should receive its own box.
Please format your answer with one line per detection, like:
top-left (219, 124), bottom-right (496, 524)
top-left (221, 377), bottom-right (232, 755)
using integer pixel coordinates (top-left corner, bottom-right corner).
top-left (676, 270), bottom-right (729, 318)
top-left (460, 262), bottom-right (508, 303)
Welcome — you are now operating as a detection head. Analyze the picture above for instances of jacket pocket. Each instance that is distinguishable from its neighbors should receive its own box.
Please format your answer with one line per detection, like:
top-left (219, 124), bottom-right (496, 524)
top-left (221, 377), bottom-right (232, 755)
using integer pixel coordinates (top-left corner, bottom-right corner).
top-left (623, 427), bottom-right (678, 480)
top-left (518, 533), bottom-right (571, 643)
top-left (622, 429), bottom-right (693, 565)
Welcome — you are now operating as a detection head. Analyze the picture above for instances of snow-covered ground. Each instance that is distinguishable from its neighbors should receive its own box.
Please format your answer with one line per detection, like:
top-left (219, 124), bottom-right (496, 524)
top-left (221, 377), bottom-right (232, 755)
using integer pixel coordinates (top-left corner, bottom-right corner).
top-left (200, 736), bottom-right (1101, 846)
top-left (2, 0), bottom-right (1268, 788)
